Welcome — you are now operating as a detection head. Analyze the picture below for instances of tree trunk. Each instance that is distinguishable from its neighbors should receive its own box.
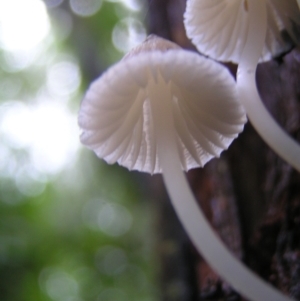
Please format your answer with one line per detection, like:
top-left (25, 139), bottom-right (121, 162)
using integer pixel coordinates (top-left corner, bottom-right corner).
top-left (147, 1), bottom-right (300, 300)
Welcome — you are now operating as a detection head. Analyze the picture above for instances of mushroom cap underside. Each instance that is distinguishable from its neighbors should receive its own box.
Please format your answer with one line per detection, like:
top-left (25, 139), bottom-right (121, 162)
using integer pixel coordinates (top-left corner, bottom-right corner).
top-left (184, 0), bottom-right (300, 63)
top-left (78, 49), bottom-right (246, 174)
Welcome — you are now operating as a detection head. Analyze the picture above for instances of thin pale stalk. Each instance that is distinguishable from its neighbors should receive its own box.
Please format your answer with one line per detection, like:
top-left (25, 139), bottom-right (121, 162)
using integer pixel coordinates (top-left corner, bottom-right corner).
top-left (149, 74), bottom-right (293, 301)
top-left (237, 0), bottom-right (300, 171)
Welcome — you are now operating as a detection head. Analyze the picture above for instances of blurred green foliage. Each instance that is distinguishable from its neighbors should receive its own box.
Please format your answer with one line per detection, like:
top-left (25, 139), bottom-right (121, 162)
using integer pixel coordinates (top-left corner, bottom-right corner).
top-left (0, 0), bottom-right (159, 300)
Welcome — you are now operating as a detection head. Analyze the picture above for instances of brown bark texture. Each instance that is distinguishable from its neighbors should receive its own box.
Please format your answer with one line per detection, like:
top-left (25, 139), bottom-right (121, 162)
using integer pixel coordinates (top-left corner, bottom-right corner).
top-left (146, 1), bottom-right (300, 300)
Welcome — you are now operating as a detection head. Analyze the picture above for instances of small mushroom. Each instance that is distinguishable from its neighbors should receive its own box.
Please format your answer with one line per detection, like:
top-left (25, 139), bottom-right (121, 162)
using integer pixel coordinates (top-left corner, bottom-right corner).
top-left (79, 35), bottom-right (246, 174)
top-left (79, 35), bottom-right (292, 301)
top-left (184, 0), bottom-right (300, 172)
top-left (184, 0), bottom-right (300, 63)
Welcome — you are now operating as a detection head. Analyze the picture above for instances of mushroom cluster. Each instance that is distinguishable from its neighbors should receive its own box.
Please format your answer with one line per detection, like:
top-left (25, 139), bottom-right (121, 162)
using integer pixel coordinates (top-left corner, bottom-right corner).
top-left (78, 33), bottom-right (296, 301)
top-left (184, 0), bottom-right (300, 172)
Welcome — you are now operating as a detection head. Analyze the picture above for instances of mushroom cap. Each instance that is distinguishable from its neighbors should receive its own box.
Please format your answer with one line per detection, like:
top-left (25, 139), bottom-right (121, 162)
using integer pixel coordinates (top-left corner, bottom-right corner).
top-left (78, 36), bottom-right (246, 174)
top-left (184, 0), bottom-right (300, 63)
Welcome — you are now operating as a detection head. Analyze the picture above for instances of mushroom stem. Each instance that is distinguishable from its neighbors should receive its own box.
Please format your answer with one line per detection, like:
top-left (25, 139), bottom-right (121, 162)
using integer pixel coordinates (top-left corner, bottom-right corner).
top-left (237, 0), bottom-right (300, 171)
top-left (149, 74), bottom-right (293, 301)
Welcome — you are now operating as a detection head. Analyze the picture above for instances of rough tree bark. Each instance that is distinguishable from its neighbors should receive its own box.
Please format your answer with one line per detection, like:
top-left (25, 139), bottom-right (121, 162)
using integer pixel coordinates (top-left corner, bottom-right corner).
top-left (147, 1), bottom-right (300, 300)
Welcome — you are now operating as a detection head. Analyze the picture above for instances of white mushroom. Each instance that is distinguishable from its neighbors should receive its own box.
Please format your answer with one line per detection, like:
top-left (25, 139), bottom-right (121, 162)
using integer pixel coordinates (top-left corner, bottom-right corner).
top-left (184, 0), bottom-right (300, 172)
top-left (78, 35), bottom-right (292, 301)
top-left (79, 35), bottom-right (246, 174)
top-left (184, 0), bottom-right (300, 63)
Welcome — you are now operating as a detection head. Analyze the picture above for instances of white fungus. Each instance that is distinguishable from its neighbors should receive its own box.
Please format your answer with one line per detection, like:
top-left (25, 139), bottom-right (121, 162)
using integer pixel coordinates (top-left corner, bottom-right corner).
top-left (184, 0), bottom-right (300, 63)
top-left (79, 35), bottom-right (246, 174)
top-left (184, 0), bottom-right (300, 173)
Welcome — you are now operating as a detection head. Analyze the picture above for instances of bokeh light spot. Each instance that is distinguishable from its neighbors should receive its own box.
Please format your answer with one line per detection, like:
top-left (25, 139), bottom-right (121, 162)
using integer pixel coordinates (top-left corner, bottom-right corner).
top-left (0, 100), bottom-right (80, 176)
top-left (1, 101), bottom-right (33, 149)
top-left (105, 0), bottom-right (142, 12)
top-left (97, 202), bottom-right (132, 236)
top-left (39, 267), bottom-right (79, 301)
top-left (47, 61), bottom-right (81, 97)
top-left (15, 166), bottom-right (46, 198)
top-left (82, 198), bottom-right (133, 237)
top-left (0, 0), bottom-right (50, 51)
top-left (112, 17), bottom-right (146, 53)
top-left (1, 50), bottom-right (38, 72)
top-left (70, 0), bottom-right (103, 17)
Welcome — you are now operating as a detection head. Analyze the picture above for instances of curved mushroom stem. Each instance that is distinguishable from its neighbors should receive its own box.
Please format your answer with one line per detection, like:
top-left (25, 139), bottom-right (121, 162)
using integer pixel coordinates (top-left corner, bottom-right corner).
top-left (149, 74), bottom-right (293, 301)
top-left (237, 0), bottom-right (300, 172)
